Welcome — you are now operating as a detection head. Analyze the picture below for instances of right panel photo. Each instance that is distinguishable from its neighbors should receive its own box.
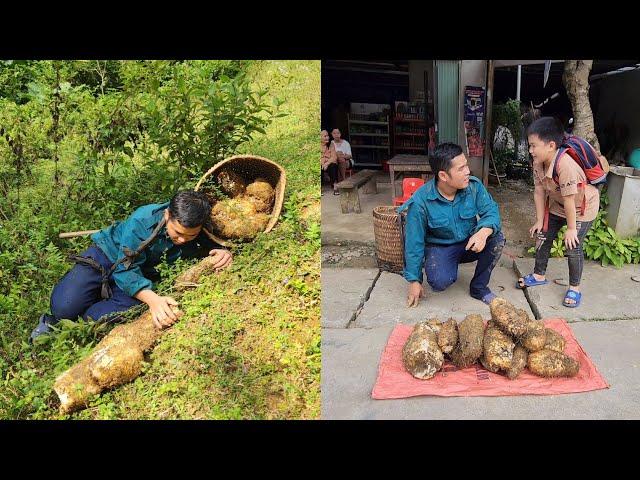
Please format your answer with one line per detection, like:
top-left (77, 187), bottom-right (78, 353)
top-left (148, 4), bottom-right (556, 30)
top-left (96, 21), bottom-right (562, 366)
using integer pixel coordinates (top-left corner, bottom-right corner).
top-left (321, 59), bottom-right (640, 420)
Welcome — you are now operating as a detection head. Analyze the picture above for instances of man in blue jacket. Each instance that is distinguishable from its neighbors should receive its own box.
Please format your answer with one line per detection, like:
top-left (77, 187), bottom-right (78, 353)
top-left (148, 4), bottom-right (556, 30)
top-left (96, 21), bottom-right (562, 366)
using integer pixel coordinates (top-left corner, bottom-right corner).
top-left (30, 190), bottom-right (233, 341)
top-left (399, 143), bottom-right (505, 307)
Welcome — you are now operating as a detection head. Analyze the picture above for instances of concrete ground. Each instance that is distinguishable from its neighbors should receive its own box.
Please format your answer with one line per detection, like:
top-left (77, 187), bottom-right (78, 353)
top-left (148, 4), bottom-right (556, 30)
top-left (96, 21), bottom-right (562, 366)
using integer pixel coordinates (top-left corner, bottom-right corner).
top-left (321, 177), bottom-right (640, 419)
top-left (321, 172), bottom-right (392, 246)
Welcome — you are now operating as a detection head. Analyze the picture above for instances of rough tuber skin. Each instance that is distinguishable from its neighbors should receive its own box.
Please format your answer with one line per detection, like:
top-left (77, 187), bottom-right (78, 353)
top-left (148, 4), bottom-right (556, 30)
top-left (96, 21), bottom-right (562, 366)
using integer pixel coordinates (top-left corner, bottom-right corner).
top-left (402, 322), bottom-right (444, 379)
top-left (449, 314), bottom-right (484, 368)
top-left (527, 349), bottom-right (579, 377)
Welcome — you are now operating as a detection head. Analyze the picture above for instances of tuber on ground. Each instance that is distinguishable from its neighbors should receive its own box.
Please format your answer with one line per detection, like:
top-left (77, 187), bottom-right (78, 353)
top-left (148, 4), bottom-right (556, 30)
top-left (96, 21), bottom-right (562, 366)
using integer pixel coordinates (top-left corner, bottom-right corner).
top-left (53, 255), bottom-right (222, 414)
top-left (437, 318), bottom-right (459, 354)
top-left (482, 323), bottom-right (515, 372)
top-left (527, 349), bottom-right (579, 377)
top-left (544, 328), bottom-right (566, 353)
top-left (449, 314), bottom-right (484, 368)
top-left (402, 322), bottom-right (444, 379)
top-left (506, 346), bottom-right (528, 380)
top-left (520, 320), bottom-right (547, 352)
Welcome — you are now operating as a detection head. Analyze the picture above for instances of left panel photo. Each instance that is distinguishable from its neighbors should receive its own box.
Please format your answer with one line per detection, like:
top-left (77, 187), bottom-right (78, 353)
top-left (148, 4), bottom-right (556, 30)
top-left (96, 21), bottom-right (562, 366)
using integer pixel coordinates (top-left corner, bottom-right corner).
top-left (0, 60), bottom-right (320, 419)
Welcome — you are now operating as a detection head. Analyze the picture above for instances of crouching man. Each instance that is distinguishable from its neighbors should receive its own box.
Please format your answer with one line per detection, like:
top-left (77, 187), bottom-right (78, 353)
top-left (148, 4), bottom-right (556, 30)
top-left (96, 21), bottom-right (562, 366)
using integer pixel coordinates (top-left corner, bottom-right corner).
top-left (399, 143), bottom-right (505, 307)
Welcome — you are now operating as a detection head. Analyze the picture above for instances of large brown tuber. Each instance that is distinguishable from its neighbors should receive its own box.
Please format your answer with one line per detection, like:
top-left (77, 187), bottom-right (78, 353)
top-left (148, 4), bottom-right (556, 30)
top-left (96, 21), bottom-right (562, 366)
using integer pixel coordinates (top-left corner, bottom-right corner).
top-left (244, 178), bottom-right (275, 213)
top-left (521, 321), bottom-right (547, 352)
top-left (544, 328), bottom-right (566, 353)
top-left (54, 256), bottom-right (222, 414)
top-left (217, 170), bottom-right (247, 197)
top-left (437, 318), bottom-right (459, 354)
top-left (402, 322), bottom-right (444, 379)
top-left (527, 349), bottom-right (579, 377)
top-left (210, 197), bottom-right (270, 240)
top-left (482, 324), bottom-right (515, 372)
top-left (449, 314), bottom-right (484, 368)
top-left (506, 346), bottom-right (528, 380)
top-left (489, 298), bottom-right (530, 338)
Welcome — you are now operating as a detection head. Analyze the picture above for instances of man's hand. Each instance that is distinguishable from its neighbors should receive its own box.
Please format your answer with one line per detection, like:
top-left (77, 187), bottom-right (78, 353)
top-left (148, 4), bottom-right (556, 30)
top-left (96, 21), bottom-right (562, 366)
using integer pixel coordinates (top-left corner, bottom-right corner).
top-left (407, 281), bottom-right (424, 307)
top-left (529, 220), bottom-right (544, 238)
top-left (208, 248), bottom-right (232, 271)
top-left (564, 228), bottom-right (579, 250)
top-left (148, 295), bottom-right (181, 330)
top-left (465, 229), bottom-right (490, 253)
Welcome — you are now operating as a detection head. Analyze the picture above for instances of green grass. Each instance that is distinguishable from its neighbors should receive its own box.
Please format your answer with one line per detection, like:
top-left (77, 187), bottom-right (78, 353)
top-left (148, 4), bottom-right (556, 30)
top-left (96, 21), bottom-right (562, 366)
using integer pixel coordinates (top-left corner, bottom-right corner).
top-left (0, 60), bottom-right (320, 419)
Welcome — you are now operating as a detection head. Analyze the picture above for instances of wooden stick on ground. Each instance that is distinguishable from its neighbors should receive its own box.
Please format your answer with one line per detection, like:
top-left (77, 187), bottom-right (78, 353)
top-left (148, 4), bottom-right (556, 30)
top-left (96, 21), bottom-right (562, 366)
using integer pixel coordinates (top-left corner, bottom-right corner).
top-left (59, 229), bottom-right (101, 239)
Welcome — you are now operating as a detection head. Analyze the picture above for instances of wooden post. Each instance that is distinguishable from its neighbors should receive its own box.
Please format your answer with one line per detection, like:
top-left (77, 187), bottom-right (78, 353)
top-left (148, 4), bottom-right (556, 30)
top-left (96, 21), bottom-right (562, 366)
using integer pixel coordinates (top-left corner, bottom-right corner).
top-left (482, 60), bottom-right (495, 187)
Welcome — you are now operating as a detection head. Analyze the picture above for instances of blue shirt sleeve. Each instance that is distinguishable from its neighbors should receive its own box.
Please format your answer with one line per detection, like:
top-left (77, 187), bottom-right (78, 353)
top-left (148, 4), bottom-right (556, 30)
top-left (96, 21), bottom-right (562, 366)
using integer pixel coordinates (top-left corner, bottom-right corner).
top-left (402, 199), bottom-right (428, 284)
top-left (112, 217), bottom-right (154, 297)
top-left (473, 181), bottom-right (502, 235)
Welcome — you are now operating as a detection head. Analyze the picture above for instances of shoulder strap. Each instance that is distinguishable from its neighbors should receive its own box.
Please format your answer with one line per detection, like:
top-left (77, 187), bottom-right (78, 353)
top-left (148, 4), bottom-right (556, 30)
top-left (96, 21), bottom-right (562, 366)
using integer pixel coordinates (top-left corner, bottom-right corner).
top-left (552, 148), bottom-right (568, 185)
top-left (119, 215), bottom-right (168, 270)
top-left (68, 216), bottom-right (168, 300)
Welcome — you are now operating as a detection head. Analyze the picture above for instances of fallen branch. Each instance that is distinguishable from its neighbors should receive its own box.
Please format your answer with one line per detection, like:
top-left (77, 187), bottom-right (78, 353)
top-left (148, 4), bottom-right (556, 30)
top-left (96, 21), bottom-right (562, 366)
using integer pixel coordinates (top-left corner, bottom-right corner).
top-left (53, 255), bottom-right (221, 414)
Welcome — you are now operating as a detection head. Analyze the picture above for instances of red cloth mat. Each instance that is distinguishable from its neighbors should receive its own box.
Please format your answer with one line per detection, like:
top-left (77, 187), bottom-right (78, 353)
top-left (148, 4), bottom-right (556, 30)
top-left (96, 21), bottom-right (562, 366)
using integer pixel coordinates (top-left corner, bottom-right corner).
top-left (371, 318), bottom-right (608, 399)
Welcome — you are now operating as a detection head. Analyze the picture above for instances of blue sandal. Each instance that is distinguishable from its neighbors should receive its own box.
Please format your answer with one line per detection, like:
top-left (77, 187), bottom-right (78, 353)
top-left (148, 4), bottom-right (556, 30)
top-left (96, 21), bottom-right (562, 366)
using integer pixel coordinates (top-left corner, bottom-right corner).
top-left (563, 289), bottom-right (582, 308)
top-left (516, 273), bottom-right (549, 289)
top-left (479, 292), bottom-right (497, 305)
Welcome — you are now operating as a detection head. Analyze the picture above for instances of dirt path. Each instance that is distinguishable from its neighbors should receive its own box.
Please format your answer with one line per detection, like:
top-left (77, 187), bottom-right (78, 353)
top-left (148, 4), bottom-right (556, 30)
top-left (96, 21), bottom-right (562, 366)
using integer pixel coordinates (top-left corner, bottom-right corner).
top-left (488, 179), bottom-right (536, 256)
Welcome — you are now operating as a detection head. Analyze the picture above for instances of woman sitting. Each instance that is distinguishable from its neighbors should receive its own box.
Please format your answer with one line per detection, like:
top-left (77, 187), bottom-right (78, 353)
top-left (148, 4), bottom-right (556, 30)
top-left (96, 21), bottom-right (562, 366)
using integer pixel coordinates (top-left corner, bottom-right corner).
top-left (321, 129), bottom-right (339, 195)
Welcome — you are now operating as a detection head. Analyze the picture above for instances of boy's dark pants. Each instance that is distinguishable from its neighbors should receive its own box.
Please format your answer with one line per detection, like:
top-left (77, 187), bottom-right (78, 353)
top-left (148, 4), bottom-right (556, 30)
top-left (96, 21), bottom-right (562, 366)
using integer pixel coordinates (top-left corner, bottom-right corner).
top-left (49, 244), bottom-right (142, 324)
top-left (423, 232), bottom-right (505, 299)
top-left (534, 213), bottom-right (593, 287)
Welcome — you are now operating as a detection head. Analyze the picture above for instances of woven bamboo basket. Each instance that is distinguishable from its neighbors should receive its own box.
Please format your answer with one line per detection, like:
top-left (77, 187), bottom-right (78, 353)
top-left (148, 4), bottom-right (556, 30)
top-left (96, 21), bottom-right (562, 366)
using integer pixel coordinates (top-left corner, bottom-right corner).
top-left (194, 155), bottom-right (286, 247)
top-left (372, 206), bottom-right (406, 274)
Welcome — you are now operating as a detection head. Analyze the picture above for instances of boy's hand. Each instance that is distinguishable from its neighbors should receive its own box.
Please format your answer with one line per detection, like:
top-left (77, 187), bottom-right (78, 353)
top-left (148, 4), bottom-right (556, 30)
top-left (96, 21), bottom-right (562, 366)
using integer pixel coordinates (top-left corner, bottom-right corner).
top-left (208, 248), bottom-right (232, 271)
top-left (564, 228), bottom-right (579, 250)
top-left (407, 282), bottom-right (424, 307)
top-left (529, 220), bottom-right (544, 237)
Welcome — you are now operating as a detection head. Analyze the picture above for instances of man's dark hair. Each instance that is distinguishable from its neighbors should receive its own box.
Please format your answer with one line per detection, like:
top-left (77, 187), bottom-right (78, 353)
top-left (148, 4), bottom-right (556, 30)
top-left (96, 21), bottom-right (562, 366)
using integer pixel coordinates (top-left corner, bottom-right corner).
top-left (168, 190), bottom-right (211, 228)
top-left (429, 143), bottom-right (463, 178)
top-left (526, 116), bottom-right (565, 149)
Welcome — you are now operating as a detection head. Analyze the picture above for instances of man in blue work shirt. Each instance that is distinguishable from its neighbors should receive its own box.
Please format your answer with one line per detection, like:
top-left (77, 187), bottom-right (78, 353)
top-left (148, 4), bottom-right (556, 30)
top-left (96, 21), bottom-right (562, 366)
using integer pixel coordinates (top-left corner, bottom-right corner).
top-left (30, 190), bottom-right (233, 342)
top-left (399, 143), bottom-right (505, 307)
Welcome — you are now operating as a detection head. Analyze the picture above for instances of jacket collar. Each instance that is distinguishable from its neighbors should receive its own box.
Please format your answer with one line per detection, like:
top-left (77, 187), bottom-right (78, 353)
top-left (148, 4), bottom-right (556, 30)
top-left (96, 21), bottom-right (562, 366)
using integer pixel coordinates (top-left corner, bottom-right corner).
top-left (424, 178), bottom-right (468, 202)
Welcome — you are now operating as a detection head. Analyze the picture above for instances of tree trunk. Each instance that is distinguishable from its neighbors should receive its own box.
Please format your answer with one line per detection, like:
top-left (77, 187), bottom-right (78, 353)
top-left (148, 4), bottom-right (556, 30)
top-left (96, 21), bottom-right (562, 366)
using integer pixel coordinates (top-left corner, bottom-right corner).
top-left (563, 60), bottom-right (600, 151)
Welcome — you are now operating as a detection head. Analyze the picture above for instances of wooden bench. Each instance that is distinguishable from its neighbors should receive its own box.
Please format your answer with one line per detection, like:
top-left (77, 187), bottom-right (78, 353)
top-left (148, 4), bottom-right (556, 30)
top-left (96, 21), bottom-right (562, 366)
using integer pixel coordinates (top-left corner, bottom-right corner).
top-left (336, 169), bottom-right (378, 214)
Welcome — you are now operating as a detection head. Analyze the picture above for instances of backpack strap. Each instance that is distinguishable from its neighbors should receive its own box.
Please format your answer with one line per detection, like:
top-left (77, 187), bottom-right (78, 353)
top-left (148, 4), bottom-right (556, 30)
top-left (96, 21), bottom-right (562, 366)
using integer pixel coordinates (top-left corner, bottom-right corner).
top-left (551, 150), bottom-right (587, 217)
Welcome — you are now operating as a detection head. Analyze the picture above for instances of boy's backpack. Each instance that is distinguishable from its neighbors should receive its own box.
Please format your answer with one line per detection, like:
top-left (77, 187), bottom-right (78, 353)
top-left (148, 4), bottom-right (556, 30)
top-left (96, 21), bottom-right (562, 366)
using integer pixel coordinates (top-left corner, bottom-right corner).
top-left (552, 134), bottom-right (609, 187)
top-left (544, 134), bottom-right (609, 227)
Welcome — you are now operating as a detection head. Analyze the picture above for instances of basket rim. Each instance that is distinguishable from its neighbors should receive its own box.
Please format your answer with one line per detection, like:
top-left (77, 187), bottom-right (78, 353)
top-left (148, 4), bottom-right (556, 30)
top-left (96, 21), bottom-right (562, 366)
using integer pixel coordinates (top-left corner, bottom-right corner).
top-left (194, 155), bottom-right (287, 248)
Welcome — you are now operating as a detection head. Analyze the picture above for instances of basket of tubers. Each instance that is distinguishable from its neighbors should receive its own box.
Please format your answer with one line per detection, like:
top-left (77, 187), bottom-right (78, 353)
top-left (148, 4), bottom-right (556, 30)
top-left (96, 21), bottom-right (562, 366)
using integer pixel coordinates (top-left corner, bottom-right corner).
top-left (194, 155), bottom-right (286, 247)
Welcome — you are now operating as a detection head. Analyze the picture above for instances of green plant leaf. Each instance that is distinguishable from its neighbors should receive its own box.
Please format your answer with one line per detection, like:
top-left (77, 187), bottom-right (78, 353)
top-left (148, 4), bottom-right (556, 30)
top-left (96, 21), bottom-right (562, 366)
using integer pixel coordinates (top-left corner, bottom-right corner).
top-left (593, 245), bottom-right (604, 259)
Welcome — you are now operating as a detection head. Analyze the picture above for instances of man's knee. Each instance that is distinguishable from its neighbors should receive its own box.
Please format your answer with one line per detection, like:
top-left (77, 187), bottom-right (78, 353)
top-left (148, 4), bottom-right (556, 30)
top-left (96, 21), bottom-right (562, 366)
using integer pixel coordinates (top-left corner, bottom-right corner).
top-left (487, 231), bottom-right (506, 249)
top-left (486, 232), bottom-right (506, 257)
top-left (50, 296), bottom-right (83, 321)
top-left (427, 275), bottom-right (456, 292)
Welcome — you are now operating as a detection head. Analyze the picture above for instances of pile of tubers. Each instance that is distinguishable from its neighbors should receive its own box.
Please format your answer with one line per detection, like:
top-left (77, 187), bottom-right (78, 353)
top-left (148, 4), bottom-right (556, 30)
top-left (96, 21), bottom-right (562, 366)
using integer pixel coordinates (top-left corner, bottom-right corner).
top-left (402, 297), bottom-right (580, 380)
top-left (208, 170), bottom-right (275, 240)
